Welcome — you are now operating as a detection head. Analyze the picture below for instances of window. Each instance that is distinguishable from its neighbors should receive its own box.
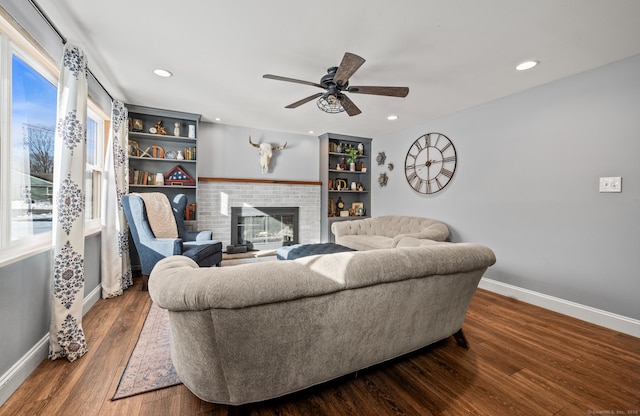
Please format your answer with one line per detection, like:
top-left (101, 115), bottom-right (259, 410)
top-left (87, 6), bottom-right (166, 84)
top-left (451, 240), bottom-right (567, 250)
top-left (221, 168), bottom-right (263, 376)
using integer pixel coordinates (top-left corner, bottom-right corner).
top-left (10, 52), bottom-right (57, 241)
top-left (0, 17), bottom-right (107, 258)
top-left (85, 108), bottom-right (105, 222)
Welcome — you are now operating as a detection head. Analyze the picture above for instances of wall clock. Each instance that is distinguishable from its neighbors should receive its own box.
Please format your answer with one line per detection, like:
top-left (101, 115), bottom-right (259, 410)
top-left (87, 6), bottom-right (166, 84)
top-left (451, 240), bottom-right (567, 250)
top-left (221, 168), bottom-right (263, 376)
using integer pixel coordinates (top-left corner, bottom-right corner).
top-left (404, 132), bottom-right (457, 194)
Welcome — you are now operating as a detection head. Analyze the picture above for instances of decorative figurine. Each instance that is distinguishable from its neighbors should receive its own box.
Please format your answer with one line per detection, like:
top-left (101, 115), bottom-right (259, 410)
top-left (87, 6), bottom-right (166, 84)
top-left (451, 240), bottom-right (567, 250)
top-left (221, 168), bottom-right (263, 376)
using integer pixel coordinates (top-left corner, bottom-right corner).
top-left (174, 122), bottom-right (180, 137)
top-left (378, 172), bottom-right (389, 187)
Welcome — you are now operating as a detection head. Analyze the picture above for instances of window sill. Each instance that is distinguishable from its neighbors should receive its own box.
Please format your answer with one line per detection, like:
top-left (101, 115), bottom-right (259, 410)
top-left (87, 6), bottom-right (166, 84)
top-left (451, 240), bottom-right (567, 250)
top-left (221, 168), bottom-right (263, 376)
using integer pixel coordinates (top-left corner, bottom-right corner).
top-left (0, 222), bottom-right (104, 268)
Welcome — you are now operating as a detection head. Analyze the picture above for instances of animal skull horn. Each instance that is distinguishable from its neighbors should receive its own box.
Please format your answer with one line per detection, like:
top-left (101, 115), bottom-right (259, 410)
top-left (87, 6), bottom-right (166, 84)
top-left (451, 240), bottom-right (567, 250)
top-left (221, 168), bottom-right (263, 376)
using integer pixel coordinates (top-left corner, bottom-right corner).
top-left (249, 136), bottom-right (287, 174)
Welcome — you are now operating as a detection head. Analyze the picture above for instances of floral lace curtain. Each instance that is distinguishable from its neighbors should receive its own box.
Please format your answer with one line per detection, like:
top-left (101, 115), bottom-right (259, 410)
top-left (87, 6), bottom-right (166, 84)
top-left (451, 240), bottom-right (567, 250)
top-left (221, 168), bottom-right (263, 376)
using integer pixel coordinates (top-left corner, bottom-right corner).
top-left (49, 44), bottom-right (89, 362)
top-left (101, 100), bottom-right (132, 298)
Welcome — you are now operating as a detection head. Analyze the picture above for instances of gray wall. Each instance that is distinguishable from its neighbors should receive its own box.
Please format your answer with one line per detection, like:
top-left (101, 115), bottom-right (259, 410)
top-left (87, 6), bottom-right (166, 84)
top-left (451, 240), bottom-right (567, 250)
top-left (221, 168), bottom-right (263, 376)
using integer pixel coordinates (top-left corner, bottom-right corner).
top-left (197, 123), bottom-right (319, 181)
top-left (0, 233), bottom-right (102, 401)
top-left (373, 54), bottom-right (640, 319)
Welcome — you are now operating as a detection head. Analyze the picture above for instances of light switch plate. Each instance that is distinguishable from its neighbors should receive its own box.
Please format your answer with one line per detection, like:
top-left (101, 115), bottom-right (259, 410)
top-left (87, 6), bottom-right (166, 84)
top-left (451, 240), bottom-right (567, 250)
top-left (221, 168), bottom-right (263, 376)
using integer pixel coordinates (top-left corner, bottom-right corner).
top-left (599, 177), bottom-right (622, 193)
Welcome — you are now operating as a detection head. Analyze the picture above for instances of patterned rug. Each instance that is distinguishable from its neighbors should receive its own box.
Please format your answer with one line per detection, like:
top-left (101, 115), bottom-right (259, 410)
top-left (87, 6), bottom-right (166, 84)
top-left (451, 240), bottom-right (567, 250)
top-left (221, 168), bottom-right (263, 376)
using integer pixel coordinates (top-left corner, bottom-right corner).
top-left (112, 256), bottom-right (275, 400)
top-left (112, 302), bottom-right (180, 400)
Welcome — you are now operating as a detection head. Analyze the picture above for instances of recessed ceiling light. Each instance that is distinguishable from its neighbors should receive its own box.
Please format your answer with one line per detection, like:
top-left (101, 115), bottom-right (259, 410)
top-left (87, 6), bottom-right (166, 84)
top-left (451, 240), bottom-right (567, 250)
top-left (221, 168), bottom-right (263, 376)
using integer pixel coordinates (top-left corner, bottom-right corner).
top-left (516, 60), bottom-right (539, 71)
top-left (309, 130), bottom-right (315, 134)
top-left (387, 115), bottom-right (399, 121)
top-left (215, 117), bottom-right (221, 121)
top-left (153, 68), bottom-right (173, 77)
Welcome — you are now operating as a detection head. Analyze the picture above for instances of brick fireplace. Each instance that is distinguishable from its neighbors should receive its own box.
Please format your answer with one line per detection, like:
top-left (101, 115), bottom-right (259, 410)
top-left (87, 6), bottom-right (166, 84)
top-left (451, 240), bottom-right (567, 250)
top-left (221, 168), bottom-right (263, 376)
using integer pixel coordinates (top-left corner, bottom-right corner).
top-left (197, 178), bottom-right (321, 251)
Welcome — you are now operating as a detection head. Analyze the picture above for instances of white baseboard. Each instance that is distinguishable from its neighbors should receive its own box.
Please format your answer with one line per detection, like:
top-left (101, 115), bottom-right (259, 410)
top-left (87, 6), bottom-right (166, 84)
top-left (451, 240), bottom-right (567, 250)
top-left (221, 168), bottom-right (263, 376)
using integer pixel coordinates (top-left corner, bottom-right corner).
top-left (0, 334), bottom-right (49, 406)
top-left (0, 284), bottom-right (103, 407)
top-left (479, 278), bottom-right (640, 338)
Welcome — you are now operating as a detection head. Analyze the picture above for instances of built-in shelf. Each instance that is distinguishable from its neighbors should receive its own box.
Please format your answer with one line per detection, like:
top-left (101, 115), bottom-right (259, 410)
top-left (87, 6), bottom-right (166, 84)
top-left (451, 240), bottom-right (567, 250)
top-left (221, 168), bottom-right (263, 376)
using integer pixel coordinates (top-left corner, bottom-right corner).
top-left (319, 133), bottom-right (372, 242)
top-left (126, 104), bottom-right (201, 207)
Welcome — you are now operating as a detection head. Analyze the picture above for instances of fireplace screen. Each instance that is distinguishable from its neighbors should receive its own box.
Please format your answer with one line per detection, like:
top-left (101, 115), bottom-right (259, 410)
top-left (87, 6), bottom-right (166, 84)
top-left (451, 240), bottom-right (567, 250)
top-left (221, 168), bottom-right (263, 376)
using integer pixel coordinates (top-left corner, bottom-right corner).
top-left (231, 207), bottom-right (299, 250)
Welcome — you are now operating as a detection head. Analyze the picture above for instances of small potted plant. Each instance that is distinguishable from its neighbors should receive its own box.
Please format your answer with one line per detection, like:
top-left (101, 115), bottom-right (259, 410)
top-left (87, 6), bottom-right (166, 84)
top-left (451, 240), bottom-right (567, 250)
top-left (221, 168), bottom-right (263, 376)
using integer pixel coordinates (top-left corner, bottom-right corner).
top-left (346, 148), bottom-right (359, 171)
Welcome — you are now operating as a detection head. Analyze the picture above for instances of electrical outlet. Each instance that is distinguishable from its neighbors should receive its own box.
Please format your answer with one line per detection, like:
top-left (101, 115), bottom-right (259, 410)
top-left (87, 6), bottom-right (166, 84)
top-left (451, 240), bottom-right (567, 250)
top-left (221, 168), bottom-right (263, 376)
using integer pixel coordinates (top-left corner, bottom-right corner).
top-left (599, 177), bottom-right (622, 193)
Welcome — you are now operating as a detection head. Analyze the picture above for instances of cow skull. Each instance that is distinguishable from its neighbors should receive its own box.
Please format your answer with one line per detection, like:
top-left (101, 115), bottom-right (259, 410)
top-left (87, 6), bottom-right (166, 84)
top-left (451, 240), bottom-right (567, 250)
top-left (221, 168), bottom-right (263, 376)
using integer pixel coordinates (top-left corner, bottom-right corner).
top-left (249, 136), bottom-right (287, 173)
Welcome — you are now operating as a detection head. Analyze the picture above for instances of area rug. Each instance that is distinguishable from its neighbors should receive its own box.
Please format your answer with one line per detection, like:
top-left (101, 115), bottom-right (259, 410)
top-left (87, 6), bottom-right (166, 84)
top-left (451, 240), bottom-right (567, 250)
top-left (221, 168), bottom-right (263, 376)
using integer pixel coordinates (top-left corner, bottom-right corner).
top-left (112, 302), bottom-right (180, 400)
top-left (112, 256), bottom-right (276, 399)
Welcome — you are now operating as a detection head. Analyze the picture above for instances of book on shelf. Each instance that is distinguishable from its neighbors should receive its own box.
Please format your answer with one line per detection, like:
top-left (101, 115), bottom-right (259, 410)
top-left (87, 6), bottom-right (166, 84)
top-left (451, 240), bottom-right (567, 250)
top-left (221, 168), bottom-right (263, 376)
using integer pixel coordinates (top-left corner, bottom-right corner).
top-left (130, 169), bottom-right (159, 185)
top-left (185, 203), bottom-right (197, 220)
top-left (182, 147), bottom-right (197, 160)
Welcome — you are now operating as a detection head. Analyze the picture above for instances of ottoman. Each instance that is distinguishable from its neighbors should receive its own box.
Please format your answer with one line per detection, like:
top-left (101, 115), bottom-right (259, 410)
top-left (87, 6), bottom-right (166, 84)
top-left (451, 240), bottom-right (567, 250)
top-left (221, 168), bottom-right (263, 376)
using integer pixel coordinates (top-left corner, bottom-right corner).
top-left (276, 242), bottom-right (355, 260)
top-left (183, 241), bottom-right (223, 267)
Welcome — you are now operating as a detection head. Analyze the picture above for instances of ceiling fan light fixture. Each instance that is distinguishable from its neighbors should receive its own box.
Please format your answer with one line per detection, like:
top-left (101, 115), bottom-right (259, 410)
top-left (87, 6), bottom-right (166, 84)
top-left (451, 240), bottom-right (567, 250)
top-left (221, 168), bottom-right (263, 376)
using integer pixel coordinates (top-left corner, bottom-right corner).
top-left (516, 60), bottom-right (539, 71)
top-left (317, 94), bottom-right (345, 114)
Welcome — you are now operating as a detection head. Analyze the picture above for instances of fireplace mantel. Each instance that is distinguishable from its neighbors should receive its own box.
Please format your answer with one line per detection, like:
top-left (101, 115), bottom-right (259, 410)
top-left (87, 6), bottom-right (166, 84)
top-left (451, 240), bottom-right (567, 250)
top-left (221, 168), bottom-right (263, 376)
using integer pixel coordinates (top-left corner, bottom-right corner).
top-left (199, 177), bottom-right (322, 186)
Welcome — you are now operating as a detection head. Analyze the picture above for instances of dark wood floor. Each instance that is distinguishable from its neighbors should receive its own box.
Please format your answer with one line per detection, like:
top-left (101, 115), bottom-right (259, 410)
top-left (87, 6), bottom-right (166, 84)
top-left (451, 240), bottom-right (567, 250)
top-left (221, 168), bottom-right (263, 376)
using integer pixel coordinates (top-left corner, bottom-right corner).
top-left (1, 269), bottom-right (638, 415)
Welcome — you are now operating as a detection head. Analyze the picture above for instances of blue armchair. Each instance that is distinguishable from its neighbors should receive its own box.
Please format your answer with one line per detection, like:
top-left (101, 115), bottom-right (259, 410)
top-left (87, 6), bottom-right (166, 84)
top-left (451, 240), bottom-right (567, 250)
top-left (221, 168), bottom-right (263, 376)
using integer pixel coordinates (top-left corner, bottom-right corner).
top-left (122, 193), bottom-right (222, 290)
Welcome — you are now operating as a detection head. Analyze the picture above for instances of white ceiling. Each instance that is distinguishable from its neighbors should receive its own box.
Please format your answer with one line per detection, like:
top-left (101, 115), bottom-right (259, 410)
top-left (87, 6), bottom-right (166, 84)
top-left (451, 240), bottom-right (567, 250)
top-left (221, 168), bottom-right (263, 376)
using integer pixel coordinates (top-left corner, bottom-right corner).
top-left (35, 0), bottom-right (640, 138)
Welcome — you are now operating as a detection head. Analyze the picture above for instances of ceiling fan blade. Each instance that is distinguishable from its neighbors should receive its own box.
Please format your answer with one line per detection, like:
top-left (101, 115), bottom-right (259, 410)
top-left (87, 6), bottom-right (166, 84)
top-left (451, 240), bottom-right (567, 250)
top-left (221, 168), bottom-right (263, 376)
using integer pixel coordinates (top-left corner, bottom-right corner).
top-left (347, 86), bottom-right (409, 97)
top-left (333, 52), bottom-right (366, 87)
top-left (285, 92), bottom-right (323, 108)
top-left (339, 94), bottom-right (362, 116)
top-left (263, 74), bottom-right (324, 89)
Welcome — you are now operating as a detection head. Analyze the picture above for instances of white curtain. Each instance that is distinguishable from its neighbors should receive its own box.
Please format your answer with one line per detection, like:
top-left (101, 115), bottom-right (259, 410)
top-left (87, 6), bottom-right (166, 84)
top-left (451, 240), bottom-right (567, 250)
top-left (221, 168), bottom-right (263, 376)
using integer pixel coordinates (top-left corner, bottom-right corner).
top-left (101, 100), bottom-right (132, 298)
top-left (49, 44), bottom-right (89, 362)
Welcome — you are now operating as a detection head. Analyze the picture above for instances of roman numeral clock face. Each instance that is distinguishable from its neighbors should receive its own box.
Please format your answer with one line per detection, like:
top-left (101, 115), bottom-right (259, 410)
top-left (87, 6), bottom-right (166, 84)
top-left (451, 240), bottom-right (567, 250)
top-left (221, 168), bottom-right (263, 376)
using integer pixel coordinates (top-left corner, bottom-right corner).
top-left (404, 133), bottom-right (457, 194)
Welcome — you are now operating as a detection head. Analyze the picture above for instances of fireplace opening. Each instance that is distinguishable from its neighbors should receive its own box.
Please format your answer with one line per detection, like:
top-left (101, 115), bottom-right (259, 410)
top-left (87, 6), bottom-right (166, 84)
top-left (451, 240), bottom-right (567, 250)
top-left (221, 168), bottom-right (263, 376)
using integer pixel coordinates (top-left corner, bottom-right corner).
top-left (229, 207), bottom-right (299, 252)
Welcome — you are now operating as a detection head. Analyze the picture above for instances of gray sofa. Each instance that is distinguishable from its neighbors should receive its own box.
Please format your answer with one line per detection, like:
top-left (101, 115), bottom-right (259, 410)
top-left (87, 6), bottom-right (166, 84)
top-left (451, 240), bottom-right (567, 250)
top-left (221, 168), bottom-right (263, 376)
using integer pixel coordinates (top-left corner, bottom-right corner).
top-left (149, 243), bottom-right (496, 406)
top-left (331, 215), bottom-right (450, 250)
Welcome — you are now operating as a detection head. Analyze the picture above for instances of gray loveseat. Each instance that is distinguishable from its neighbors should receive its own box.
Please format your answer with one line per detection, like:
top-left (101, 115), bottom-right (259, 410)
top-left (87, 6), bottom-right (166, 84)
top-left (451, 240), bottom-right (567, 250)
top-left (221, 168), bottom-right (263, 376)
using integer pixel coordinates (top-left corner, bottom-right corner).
top-left (331, 215), bottom-right (450, 250)
top-left (149, 243), bottom-right (496, 407)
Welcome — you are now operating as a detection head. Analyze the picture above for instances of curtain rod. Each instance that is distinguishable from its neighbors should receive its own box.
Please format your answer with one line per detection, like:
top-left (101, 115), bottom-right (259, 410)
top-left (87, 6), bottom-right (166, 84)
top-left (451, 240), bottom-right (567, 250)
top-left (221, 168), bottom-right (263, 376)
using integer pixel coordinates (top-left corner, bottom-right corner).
top-left (29, 0), bottom-right (114, 102)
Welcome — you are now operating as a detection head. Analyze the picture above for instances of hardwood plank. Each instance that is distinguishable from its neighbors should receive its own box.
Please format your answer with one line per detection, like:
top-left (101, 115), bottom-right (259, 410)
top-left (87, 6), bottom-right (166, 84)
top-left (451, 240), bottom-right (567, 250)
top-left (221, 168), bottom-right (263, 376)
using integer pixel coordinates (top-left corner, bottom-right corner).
top-left (1, 285), bottom-right (638, 416)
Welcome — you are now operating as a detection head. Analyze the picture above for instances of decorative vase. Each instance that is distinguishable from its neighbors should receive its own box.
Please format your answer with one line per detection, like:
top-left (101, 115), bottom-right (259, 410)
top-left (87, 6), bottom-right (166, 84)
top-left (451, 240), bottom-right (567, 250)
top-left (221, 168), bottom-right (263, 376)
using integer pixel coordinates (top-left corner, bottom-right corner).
top-left (357, 143), bottom-right (364, 155)
top-left (336, 143), bottom-right (342, 153)
top-left (177, 150), bottom-right (184, 160)
top-left (350, 162), bottom-right (356, 171)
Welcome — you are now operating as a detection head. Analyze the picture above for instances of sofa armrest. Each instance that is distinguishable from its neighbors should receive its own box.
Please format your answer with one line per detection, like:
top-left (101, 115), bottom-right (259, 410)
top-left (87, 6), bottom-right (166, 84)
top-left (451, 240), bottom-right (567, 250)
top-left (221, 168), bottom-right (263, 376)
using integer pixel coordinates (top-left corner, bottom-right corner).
top-left (331, 218), bottom-right (371, 238)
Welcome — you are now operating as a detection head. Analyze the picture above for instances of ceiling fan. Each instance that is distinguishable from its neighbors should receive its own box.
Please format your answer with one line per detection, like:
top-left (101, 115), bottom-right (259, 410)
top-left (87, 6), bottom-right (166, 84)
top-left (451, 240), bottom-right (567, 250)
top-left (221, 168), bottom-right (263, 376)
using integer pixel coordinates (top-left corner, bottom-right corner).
top-left (263, 52), bottom-right (409, 116)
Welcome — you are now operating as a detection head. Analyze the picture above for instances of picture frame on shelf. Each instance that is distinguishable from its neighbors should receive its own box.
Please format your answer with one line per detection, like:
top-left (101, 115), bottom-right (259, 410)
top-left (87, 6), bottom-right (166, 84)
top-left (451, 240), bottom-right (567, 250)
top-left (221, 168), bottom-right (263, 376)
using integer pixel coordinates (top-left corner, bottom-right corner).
top-left (128, 140), bottom-right (140, 156)
top-left (132, 118), bottom-right (143, 131)
top-left (351, 201), bottom-right (365, 216)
